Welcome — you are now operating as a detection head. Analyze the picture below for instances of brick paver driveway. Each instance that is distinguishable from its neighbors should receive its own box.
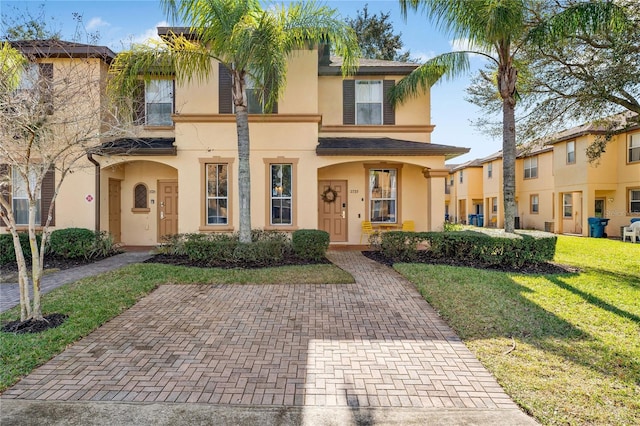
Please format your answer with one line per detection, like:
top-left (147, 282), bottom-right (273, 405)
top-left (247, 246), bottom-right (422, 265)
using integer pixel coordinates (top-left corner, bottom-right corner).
top-left (3, 251), bottom-right (521, 413)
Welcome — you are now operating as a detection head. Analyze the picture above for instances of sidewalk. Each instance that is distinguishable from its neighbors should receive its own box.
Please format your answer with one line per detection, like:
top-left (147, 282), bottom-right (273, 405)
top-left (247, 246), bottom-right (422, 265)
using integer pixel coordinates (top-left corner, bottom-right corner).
top-left (0, 251), bottom-right (152, 313)
top-left (1, 250), bottom-right (536, 425)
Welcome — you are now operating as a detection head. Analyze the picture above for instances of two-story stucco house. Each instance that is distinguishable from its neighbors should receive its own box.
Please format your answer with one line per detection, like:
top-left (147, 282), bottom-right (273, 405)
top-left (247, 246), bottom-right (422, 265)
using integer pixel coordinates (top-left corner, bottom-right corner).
top-left (2, 33), bottom-right (470, 246)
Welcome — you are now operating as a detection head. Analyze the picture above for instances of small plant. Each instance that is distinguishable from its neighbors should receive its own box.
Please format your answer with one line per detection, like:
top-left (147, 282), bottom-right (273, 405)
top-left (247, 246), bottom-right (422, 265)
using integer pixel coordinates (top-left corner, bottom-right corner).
top-left (292, 229), bottom-right (330, 261)
top-left (48, 228), bottom-right (96, 259)
top-left (443, 221), bottom-right (463, 232)
top-left (88, 231), bottom-right (120, 258)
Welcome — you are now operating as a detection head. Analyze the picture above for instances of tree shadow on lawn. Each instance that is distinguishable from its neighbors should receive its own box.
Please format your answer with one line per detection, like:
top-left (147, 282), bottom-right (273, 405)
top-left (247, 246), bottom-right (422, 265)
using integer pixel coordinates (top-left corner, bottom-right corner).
top-left (397, 263), bottom-right (639, 386)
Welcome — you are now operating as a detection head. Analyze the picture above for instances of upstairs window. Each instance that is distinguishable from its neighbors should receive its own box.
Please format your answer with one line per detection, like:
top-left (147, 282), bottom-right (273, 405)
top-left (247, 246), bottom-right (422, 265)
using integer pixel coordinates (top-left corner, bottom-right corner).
top-left (218, 63), bottom-right (277, 114)
top-left (524, 156), bottom-right (538, 179)
top-left (145, 79), bottom-right (173, 126)
top-left (487, 162), bottom-right (493, 178)
top-left (16, 62), bottom-right (53, 114)
top-left (567, 141), bottom-right (576, 164)
top-left (459, 170), bottom-right (464, 184)
top-left (629, 133), bottom-right (640, 163)
top-left (356, 80), bottom-right (382, 125)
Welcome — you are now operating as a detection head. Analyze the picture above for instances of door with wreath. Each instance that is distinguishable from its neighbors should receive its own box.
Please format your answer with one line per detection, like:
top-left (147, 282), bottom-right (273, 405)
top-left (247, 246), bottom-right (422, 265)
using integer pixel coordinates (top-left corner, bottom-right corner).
top-left (318, 180), bottom-right (348, 242)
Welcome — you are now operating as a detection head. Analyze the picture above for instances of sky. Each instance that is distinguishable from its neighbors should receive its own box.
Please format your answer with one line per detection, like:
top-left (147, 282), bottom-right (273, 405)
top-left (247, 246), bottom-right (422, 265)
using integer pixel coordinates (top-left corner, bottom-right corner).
top-left (1, 0), bottom-right (500, 164)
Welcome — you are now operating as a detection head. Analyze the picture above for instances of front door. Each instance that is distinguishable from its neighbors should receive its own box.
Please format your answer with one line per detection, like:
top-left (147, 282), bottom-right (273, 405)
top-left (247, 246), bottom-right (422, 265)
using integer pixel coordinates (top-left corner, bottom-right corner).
top-left (108, 179), bottom-right (121, 243)
top-left (318, 180), bottom-right (347, 242)
top-left (158, 180), bottom-right (178, 240)
top-left (595, 198), bottom-right (605, 218)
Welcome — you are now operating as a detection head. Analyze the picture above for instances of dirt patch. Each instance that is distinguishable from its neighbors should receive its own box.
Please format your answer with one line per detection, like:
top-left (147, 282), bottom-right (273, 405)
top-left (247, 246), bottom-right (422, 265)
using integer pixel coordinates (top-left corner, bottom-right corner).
top-left (362, 250), bottom-right (579, 275)
top-left (1, 256), bottom-right (114, 283)
top-left (2, 313), bottom-right (68, 334)
top-left (144, 253), bottom-right (331, 269)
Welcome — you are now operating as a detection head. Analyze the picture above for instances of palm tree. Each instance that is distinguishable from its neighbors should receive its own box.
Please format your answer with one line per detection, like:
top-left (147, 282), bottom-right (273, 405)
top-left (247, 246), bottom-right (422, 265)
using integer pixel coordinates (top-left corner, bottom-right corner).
top-left (391, 0), bottom-right (627, 233)
top-left (108, 0), bottom-right (359, 243)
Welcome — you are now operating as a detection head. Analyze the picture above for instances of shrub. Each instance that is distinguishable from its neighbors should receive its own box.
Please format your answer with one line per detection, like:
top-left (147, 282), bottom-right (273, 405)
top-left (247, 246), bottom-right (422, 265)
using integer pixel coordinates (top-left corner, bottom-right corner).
top-left (48, 228), bottom-right (98, 259)
top-left (88, 231), bottom-right (120, 258)
top-left (380, 230), bottom-right (557, 268)
top-left (184, 233), bottom-right (237, 262)
top-left (0, 232), bottom-right (43, 265)
top-left (292, 229), bottom-right (330, 261)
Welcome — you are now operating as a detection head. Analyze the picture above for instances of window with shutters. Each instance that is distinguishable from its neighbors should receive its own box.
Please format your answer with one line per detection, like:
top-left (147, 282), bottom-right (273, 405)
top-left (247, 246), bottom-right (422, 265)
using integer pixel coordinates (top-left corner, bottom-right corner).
top-left (1, 166), bottom-right (55, 227)
top-left (218, 63), bottom-right (277, 114)
top-left (15, 62), bottom-right (53, 114)
top-left (145, 80), bottom-right (173, 126)
top-left (356, 80), bottom-right (382, 125)
top-left (12, 167), bottom-right (40, 226)
top-left (132, 183), bottom-right (149, 213)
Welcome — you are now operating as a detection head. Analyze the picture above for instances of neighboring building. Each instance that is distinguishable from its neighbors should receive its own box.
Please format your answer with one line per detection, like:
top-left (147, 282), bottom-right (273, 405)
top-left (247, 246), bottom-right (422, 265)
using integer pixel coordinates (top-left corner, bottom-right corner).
top-left (446, 113), bottom-right (640, 237)
top-left (446, 160), bottom-right (483, 224)
top-left (2, 34), bottom-right (470, 245)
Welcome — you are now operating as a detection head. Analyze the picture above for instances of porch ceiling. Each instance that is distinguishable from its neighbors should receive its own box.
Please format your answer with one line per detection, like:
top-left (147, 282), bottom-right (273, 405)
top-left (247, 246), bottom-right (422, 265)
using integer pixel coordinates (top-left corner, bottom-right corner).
top-left (97, 138), bottom-right (177, 156)
top-left (317, 137), bottom-right (469, 160)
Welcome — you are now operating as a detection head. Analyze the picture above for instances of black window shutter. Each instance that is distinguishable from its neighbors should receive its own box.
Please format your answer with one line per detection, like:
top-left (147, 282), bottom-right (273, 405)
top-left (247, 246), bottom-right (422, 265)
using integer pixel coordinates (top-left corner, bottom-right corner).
top-left (172, 80), bottom-right (176, 114)
top-left (41, 167), bottom-right (55, 226)
top-left (39, 63), bottom-right (54, 115)
top-left (383, 80), bottom-right (396, 125)
top-left (133, 80), bottom-right (145, 124)
top-left (343, 80), bottom-right (355, 125)
top-left (0, 165), bottom-right (9, 226)
top-left (218, 63), bottom-right (233, 114)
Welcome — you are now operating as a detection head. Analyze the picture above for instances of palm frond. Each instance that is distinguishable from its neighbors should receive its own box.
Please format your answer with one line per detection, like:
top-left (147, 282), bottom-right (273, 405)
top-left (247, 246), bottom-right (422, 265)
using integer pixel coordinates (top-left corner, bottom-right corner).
top-left (388, 51), bottom-right (471, 105)
top-left (0, 42), bottom-right (27, 92)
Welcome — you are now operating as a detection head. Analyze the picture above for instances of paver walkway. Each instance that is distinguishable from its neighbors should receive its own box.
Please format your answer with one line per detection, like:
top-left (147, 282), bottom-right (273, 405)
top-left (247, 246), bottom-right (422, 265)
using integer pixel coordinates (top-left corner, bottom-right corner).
top-left (1, 250), bottom-right (536, 425)
top-left (0, 251), bottom-right (152, 313)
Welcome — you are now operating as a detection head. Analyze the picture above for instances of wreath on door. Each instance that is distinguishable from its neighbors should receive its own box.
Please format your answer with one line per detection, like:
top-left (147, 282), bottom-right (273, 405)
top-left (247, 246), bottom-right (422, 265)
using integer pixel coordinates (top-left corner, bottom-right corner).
top-left (321, 186), bottom-right (338, 203)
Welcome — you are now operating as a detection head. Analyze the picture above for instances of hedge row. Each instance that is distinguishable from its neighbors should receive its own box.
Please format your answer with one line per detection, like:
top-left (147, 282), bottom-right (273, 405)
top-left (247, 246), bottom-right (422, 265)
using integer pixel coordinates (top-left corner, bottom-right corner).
top-left (0, 228), bottom-right (118, 265)
top-left (160, 229), bottom-right (330, 265)
top-left (380, 230), bottom-right (557, 268)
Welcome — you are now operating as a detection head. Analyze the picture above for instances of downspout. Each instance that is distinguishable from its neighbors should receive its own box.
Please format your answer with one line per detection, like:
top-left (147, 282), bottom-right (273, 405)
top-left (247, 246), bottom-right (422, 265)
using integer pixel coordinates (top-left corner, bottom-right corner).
top-left (87, 153), bottom-right (100, 232)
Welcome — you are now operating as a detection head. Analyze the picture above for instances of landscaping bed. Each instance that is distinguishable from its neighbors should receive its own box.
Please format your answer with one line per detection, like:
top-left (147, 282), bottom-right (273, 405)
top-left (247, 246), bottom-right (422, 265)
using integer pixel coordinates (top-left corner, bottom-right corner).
top-left (145, 252), bottom-right (331, 269)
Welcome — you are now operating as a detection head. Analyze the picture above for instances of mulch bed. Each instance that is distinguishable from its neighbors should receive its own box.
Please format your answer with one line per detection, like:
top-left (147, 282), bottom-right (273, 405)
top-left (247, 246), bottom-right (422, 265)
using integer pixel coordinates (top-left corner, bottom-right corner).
top-left (144, 253), bottom-right (332, 269)
top-left (362, 250), bottom-right (579, 275)
top-left (2, 313), bottom-right (68, 334)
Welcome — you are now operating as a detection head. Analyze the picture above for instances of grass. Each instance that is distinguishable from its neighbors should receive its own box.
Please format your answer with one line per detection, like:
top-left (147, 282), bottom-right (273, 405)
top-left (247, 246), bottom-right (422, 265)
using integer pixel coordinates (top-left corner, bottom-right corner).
top-left (0, 262), bottom-right (354, 392)
top-left (395, 236), bottom-right (640, 425)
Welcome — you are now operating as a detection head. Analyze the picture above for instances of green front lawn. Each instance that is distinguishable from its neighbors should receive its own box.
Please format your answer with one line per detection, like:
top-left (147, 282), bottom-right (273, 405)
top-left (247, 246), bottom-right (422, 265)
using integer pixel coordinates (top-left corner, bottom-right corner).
top-left (396, 236), bottom-right (640, 425)
top-left (0, 263), bottom-right (354, 392)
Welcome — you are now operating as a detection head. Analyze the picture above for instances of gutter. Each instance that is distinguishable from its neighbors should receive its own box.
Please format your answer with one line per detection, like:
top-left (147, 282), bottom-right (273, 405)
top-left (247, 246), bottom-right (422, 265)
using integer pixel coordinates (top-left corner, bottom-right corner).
top-left (87, 153), bottom-right (100, 233)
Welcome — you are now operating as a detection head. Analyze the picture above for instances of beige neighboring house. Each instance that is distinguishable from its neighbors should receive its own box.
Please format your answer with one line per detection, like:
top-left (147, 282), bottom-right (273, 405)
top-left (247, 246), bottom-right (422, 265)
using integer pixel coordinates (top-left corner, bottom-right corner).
top-left (445, 160), bottom-right (483, 224)
top-left (2, 34), bottom-right (470, 245)
top-left (446, 113), bottom-right (640, 237)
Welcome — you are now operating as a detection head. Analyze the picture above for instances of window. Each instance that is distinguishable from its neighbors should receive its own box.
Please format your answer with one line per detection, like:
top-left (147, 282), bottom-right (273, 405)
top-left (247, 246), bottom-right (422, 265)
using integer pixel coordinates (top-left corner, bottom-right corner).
top-left (630, 188), bottom-right (640, 214)
top-left (487, 162), bottom-right (493, 178)
top-left (206, 164), bottom-right (229, 225)
top-left (369, 169), bottom-right (397, 223)
top-left (459, 170), bottom-right (464, 184)
top-left (270, 164), bottom-right (292, 225)
top-left (12, 167), bottom-right (40, 225)
top-left (491, 197), bottom-right (498, 214)
top-left (524, 156), bottom-right (538, 179)
top-left (17, 63), bottom-right (40, 91)
top-left (563, 194), bottom-right (573, 218)
top-left (530, 194), bottom-right (539, 214)
top-left (145, 79), bottom-right (173, 126)
top-left (16, 63), bottom-right (53, 114)
top-left (449, 176), bottom-right (454, 186)
top-left (218, 63), bottom-right (278, 114)
top-left (245, 75), bottom-right (264, 114)
top-left (132, 183), bottom-right (149, 212)
top-left (629, 133), bottom-right (640, 163)
top-left (567, 141), bottom-right (576, 164)
top-left (356, 80), bottom-right (383, 125)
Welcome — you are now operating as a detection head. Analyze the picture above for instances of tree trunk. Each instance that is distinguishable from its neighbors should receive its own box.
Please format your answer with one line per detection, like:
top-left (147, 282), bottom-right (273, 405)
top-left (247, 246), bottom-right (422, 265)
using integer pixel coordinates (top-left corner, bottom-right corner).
top-left (10, 229), bottom-right (31, 321)
top-left (28, 201), bottom-right (43, 320)
top-left (236, 106), bottom-right (252, 244)
top-left (499, 64), bottom-right (518, 234)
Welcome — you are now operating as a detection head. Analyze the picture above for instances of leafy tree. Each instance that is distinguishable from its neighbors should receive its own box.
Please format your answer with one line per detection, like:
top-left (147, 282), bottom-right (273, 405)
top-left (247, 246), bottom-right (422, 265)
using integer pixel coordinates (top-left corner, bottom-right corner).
top-left (390, 0), bottom-right (628, 233)
top-left (108, 0), bottom-right (359, 243)
top-left (467, 0), bottom-right (639, 160)
top-left (0, 41), bottom-right (124, 321)
top-left (347, 4), bottom-right (412, 62)
top-left (1, 3), bottom-right (61, 40)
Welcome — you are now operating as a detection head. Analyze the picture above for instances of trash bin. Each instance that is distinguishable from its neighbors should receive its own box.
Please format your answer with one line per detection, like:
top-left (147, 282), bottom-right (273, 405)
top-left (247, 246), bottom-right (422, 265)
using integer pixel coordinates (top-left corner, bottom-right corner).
top-left (477, 214), bottom-right (484, 227)
top-left (468, 214), bottom-right (477, 226)
top-left (514, 216), bottom-right (520, 229)
top-left (588, 217), bottom-right (610, 238)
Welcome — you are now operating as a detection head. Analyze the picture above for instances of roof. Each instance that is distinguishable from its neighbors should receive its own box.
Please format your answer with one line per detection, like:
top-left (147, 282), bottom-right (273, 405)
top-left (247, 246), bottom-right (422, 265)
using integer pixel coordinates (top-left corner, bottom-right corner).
top-left (317, 137), bottom-right (469, 160)
top-left (97, 138), bottom-right (177, 156)
top-left (9, 40), bottom-right (116, 63)
top-left (545, 112), bottom-right (639, 145)
top-left (319, 56), bottom-right (418, 76)
top-left (448, 159), bottom-right (484, 172)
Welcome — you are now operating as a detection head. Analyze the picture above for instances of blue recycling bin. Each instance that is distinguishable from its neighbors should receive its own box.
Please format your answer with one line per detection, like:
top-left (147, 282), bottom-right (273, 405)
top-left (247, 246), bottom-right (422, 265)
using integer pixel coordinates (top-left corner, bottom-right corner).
top-left (468, 214), bottom-right (477, 226)
top-left (588, 217), bottom-right (610, 238)
top-left (477, 214), bottom-right (484, 227)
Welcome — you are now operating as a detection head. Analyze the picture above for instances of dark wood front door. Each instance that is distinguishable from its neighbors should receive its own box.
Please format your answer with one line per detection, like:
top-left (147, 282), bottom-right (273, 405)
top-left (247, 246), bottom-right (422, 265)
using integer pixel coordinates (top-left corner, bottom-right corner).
top-left (158, 180), bottom-right (178, 240)
top-left (318, 180), bottom-right (347, 242)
